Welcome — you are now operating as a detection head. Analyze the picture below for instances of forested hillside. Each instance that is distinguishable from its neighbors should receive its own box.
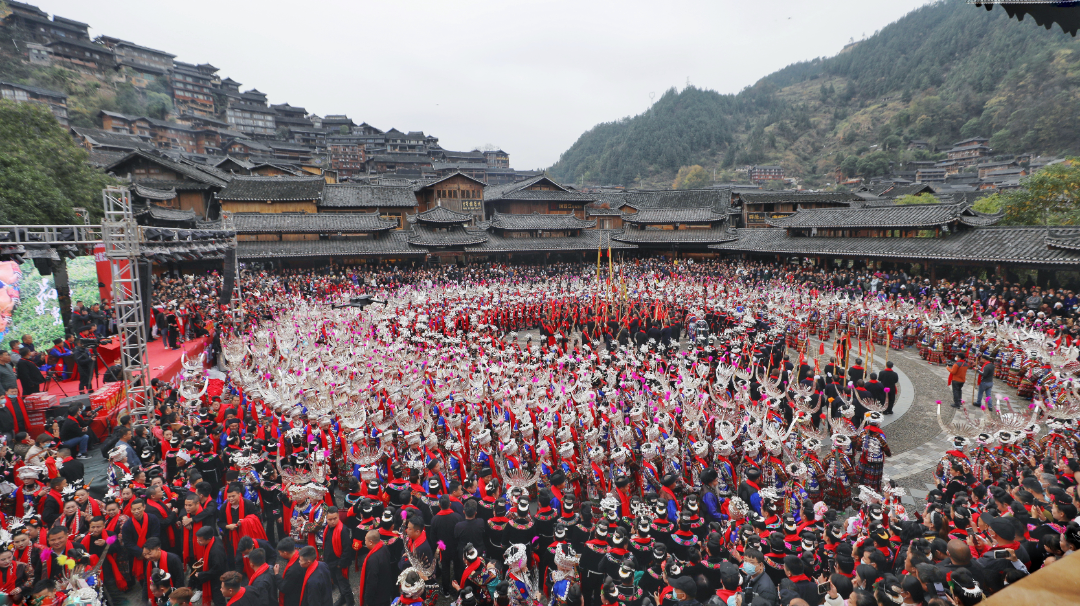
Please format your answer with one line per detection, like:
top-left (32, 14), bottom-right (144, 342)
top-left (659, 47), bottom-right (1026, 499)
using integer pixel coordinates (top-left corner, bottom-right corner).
top-left (548, 1), bottom-right (1080, 188)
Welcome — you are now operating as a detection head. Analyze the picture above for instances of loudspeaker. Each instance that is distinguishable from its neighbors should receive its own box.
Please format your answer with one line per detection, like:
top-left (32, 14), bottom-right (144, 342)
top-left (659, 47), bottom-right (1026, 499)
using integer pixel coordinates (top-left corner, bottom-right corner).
top-left (220, 248), bottom-right (235, 305)
top-left (33, 258), bottom-right (53, 276)
top-left (139, 259), bottom-right (152, 342)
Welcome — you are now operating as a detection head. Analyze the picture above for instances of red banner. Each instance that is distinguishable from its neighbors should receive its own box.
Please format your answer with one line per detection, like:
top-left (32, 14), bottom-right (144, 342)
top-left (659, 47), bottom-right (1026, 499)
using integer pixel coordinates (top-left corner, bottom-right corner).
top-left (94, 244), bottom-right (112, 303)
top-left (90, 381), bottom-right (127, 415)
top-left (89, 381), bottom-right (128, 440)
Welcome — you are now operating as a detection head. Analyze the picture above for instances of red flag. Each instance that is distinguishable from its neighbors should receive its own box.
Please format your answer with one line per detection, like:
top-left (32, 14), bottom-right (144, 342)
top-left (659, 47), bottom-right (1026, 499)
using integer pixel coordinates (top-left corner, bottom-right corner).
top-left (819, 343), bottom-right (825, 356)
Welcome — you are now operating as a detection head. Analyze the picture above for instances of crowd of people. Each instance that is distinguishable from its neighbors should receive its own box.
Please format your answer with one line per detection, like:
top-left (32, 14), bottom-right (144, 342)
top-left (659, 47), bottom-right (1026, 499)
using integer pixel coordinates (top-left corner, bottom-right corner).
top-left (0, 257), bottom-right (1075, 606)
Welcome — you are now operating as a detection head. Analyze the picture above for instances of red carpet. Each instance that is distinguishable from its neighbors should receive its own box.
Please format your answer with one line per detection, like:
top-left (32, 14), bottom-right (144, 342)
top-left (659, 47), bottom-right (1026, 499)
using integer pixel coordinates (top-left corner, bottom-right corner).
top-left (42, 336), bottom-right (208, 398)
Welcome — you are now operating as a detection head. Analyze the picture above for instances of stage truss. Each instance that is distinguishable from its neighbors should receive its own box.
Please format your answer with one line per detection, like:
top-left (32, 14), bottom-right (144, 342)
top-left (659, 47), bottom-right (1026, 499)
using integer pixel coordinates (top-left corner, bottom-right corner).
top-left (102, 186), bottom-right (153, 425)
top-left (0, 188), bottom-right (235, 425)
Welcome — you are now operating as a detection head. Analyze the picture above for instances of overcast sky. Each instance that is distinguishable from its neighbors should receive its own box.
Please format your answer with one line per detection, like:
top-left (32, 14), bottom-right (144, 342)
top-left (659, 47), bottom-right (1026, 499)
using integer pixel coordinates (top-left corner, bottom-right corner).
top-left (42, 0), bottom-right (937, 169)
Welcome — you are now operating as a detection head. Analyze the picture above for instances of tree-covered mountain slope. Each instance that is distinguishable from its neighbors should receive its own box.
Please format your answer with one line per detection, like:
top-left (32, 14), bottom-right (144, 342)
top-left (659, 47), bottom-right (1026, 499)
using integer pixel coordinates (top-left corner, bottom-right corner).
top-left (548, 1), bottom-right (1080, 188)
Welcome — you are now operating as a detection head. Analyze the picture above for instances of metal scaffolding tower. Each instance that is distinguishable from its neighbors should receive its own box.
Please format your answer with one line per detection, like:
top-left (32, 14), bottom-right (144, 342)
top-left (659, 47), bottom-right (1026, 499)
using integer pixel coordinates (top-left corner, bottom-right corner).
top-left (101, 187), bottom-right (153, 426)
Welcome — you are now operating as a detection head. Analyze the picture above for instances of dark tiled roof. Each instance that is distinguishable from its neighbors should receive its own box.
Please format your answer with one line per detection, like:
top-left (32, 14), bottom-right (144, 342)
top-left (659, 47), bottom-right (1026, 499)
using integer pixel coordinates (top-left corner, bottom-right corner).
top-left (87, 149), bottom-right (128, 168)
top-left (215, 156), bottom-right (255, 170)
top-left (622, 207), bottom-right (726, 224)
top-left (766, 203), bottom-right (1001, 229)
top-left (0, 80), bottom-right (65, 100)
top-left (622, 189), bottom-right (734, 212)
top-left (712, 227), bottom-right (1080, 265)
top-left (467, 229), bottom-right (633, 253)
top-left (352, 177), bottom-right (421, 187)
top-left (586, 206), bottom-right (623, 217)
top-left (46, 38), bottom-right (112, 54)
top-left (237, 232), bottom-right (419, 259)
top-left (488, 212), bottom-right (595, 230)
top-left (106, 150), bottom-right (229, 187)
top-left (406, 206), bottom-right (474, 225)
top-left (133, 178), bottom-right (219, 192)
top-left (72, 127), bottom-right (154, 151)
top-left (406, 227), bottom-right (488, 247)
top-left (432, 162), bottom-right (485, 170)
top-left (418, 172), bottom-right (488, 189)
top-left (174, 157), bottom-right (231, 182)
top-left (484, 176), bottom-right (594, 203)
top-left (250, 163), bottom-right (306, 177)
top-left (982, 168), bottom-right (1026, 179)
top-left (322, 184), bottom-right (418, 208)
top-left (233, 212), bottom-right (396, 233)
top-left (135, 205), bottom-right (196, 222)
top-left (957, 211), bottom-right (1004, 227)
top-left (436, 150), bottom-right (485, 160)
top-left (879, 183), bottom-right (936, 199)
top-left (975, 160), bottom-right (1016, 169)
top-left (216, 176), bottom-right (325, 201)
top-left (263, 141), bottom-right (313, 153)
top-left (226, 138), bottom-right (273, 152)
top-left (590, 192), bottom-right (629, 210)
top-left (614, 225), bottom-right (737, 244)
top-left (1047, 229), bottom-right (1080, 252)
top-left (132, 183), bottom-right (176, 200)
top-left (369, 154), bottom-right (432, 164)
top-left (737, 191), bottom-right (862, 205)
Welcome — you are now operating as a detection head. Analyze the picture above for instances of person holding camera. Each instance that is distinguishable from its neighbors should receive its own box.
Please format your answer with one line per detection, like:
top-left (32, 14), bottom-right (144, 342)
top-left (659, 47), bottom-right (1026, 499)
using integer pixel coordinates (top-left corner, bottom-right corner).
top-left (59, 404), bottom-right (90, 460)
top-left (73, 342), bottom-right (95, 395)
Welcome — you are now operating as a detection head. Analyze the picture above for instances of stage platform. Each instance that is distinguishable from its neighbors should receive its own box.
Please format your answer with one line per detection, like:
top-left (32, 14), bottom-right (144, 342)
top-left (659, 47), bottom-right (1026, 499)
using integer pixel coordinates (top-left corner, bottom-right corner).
top-left (42, 336), bottom-right (208, 398)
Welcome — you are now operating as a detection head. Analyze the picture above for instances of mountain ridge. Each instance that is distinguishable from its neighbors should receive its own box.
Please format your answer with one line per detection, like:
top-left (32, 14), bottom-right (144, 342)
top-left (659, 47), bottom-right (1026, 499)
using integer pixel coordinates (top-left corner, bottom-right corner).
top-left (548, 0), bottom-right (1080, 188)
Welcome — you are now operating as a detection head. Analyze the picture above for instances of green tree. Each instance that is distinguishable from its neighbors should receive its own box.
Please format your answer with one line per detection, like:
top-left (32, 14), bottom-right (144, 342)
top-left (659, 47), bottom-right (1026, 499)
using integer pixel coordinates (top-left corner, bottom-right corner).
top-left (672, 165), bottom-right (711, 189)
top-left (0, 101), bottom-right (115, 223)
top-left (894, 193), bottom-right (942, 205)
top-left (855, 151), bottom-right (890, 177)
top-left (996, 159), bottom-right (1080, 225)
top-left (973, 193), bottom-right (1003, 214)
top-left (839, 156), bottom-right (858, 178)
top-left (547, 1), bottom-right (1080, 186)
top-left (145, 91), bottom-right (173, 119)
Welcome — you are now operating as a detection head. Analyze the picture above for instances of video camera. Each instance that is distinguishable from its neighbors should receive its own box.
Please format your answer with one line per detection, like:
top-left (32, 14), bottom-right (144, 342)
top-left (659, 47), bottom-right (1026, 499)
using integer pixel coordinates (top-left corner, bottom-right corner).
top-left (82, 404), bottom-right (104, 419)
top-left (331, 295), bottom-right (388, 310)
top-left (76, 337), bottom-right (111, 348)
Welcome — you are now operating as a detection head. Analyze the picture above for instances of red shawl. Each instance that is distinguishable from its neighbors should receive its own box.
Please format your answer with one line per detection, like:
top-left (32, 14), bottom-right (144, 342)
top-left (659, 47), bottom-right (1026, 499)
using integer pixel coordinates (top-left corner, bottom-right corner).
top-left (129, 513), bottom-right (151, 579)
top-left (196, 538), bottom-right (216, 606)
top-left (224, 500), bottom-right (246, 547)
top-left (356, 541), bottom-right (382, 606)
top-left (0, 563), bottom-right (19, 592)
top-left (227, 588), bottom-right (246, 606)
top-left (324, 522), bottom-right (345, 562)
top-left (298, 562), bottom-right (319, 606)
top-left (248, 562), bottom-right (269, 584)
top-left (145, 548), bottom-right (173, 601)
top-left (278, 553), bottom-right (300, 606)
top-left (182, 505), bottom-right (204, 565)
